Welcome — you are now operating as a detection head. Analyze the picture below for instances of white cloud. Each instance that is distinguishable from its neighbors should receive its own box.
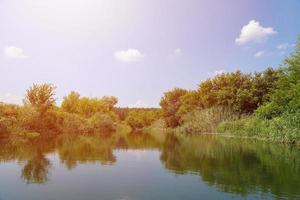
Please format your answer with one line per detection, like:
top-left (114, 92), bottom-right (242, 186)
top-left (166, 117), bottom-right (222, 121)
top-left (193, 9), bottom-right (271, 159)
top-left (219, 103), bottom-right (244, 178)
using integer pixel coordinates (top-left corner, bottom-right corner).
top-left (277, 43), bottom-right (295, 50)
top-left (3, 46), bottom-right (28, 59)
top-left (174, 48), bottom-right (182, 56)
top-left (115, 49), bottom-right (144, 63)
top-left (254, 51), bottom-right (265, 58)
top-left (235, 20), bottom-right (276, 45)
top-left (0, 93), bottom-right (23, 105)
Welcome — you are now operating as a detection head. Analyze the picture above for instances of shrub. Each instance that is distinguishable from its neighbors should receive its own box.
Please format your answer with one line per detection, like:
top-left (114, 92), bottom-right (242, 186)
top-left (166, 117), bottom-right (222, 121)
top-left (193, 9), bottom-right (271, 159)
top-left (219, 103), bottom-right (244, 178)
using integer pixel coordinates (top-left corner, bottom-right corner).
top-left (60, 112), bottom-right (88, 134)
top-left (61, 111), bottom-right (117, 134)
top-left (61, 92), bottom-right (118, 118)
top-left (17, 106), bottom-right (62, 134)
top-left (125, 110), bottom-right (158, 130)
top-left (87, 112), bottom-right (116, 133)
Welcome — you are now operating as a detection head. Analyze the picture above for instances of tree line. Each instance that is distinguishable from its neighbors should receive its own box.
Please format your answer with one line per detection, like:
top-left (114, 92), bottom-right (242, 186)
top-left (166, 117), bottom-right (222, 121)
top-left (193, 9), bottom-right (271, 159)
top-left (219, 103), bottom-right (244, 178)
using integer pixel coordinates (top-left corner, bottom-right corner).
top-left (1, 38), bottom-right (299, 144)
top-left (159, 38), bottom-right (300, 144)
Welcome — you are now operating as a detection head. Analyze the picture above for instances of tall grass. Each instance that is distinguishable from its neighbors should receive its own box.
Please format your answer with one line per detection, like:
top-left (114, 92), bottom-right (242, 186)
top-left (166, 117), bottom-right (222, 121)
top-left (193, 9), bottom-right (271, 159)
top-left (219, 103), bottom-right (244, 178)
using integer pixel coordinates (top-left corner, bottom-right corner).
top-left (216, 112), bottom-right (300, 145)
top-left (176, 107), bottom-right (239, 134)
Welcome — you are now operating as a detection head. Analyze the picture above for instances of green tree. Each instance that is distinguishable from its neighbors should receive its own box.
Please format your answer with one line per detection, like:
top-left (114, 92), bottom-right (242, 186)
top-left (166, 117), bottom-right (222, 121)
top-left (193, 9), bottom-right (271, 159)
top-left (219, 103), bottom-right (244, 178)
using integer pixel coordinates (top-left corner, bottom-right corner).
top-left (178, 90), bottom-right (202, 115)
top-left (62, 94), bottom-right (118, 118)
top-left (160, 88), bottom-right (188, 127)
top-left (125, 110), bottom-right (158, 130)
top-left (197, 69), bottom-right (281, 114)
top-left (198, 71), bottom-right (253, 113)
top-left (61, 91), bottom-right (80, 113)
top-left (24, 84), bottom-right (56, 116)
top-left (101, 96), bottom-right (118, 111)
top-left (257, 38), bottom-right (300, 119)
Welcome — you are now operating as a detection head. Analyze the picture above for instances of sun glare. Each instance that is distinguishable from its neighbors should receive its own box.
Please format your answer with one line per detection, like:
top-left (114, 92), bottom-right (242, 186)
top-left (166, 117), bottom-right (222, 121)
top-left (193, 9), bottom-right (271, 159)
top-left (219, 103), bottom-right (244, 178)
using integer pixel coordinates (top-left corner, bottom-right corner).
top-left (21, 0), bottom-right (134, 36)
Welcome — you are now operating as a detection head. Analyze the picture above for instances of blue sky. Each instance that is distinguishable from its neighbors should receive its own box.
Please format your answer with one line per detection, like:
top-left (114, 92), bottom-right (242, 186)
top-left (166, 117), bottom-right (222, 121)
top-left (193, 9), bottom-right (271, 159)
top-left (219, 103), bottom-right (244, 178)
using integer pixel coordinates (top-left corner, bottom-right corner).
top-left (0, 0), bottom-right (300, 107)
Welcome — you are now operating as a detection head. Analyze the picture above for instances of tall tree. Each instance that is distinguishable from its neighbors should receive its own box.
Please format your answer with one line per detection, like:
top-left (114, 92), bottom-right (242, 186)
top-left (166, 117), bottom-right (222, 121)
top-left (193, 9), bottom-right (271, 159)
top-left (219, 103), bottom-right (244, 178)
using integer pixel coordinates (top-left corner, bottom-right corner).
top-left (24, 84), bottom-right (56, 116)
top-left (160, 88), bottom-right (188, 127)
top-left (61, 91), bottom-right (80, 113)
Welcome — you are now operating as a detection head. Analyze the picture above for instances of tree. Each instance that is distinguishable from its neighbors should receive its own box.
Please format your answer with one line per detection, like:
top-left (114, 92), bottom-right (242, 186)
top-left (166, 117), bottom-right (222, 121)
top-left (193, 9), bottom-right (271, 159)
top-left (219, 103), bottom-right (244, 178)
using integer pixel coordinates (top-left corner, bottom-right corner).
top-left (101, 96), bottom-right (118, 111)
top-left (159, 88), bottom-right (188, 128)
top-left (125, 110), bottom-right (158, 130)
top-left (257, 38), bottom-right (300, 119)
top-left (61, 93), bottom-right (118, 118)
top-left (178, 90), bottom-right (202, 115)
top-left (24, 84), bottom-right (56, 116)
top-left (197, 69), bottom-right (281, 114)
top-left (198, 71), bottom-right (253, 113)
top-left (61, 91), bottom-right (80, 113)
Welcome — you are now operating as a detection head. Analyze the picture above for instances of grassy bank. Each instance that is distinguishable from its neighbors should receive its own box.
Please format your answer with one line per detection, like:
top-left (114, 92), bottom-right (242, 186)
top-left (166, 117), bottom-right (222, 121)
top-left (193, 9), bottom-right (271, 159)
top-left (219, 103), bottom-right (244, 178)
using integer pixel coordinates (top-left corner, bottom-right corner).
top-left (216, 113), bottom-right (300, 145)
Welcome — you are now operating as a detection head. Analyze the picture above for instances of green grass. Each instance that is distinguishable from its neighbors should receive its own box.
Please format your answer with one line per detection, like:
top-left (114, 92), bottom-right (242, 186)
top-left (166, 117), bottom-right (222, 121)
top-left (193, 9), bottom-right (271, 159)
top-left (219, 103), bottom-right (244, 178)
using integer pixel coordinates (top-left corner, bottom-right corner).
top-left (216, 112), bottom-right (300, 145)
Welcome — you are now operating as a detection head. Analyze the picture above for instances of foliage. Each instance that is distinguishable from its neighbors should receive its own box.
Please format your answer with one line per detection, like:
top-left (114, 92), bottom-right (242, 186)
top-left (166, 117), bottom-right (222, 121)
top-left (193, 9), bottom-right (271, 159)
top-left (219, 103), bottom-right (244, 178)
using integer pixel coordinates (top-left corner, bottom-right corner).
top-left (1, 38), bottom-right (299, 144)
top-left (159, 68), bottom-right (281, 128)
top-left (0, 103), bottom-right (19, 135)
top-left (59, 111), bottom-right (117, 134)
top-left (217, 112), bottom-right (300, 144)
top-left (61, 91), bottom-right (118, 118)
top-left (114, 107), bottom-right (160, 121)
top-left (24, 84), bottom-right (56, 116)
top-left (198, 68), bottom-right (281, 114)
top-left (217, 38), bottom-right (300, 144)
top-left (87, 112), bottom-right (117, 133)
top-left (159, 88), bottom-right (188, 128)
top-left (216, 117), bottom-right (269, 138)
top-left (177, 107), bottom-right (239, 134)
top-left (1, 88), bottom-right (121, 136)
top-left (61, 91), bottom-right (80, 113)
top-left (177, 90), bottom-right (202, 115)
top-left (257, 39), bottom-right (300, 119)
top-left (125, 110), bottom-right (159, 130)
top-left (60, 112), bottom-right (88, 134)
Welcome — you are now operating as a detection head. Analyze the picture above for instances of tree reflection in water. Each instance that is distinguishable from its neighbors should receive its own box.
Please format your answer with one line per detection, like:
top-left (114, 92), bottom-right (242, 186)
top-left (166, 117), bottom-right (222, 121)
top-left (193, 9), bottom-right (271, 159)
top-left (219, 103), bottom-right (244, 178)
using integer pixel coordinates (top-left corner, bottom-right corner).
top-left (160, 134), bottom-right (300, 197)
top-left (21, 154), bottom-right (51, 184)
top-left (0, 132), bottom-right (299, 198)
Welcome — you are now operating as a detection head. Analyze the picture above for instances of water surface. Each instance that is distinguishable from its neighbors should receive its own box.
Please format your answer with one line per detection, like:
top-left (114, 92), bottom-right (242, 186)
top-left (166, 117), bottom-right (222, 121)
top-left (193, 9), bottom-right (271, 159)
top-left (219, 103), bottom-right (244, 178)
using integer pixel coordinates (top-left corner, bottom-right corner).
top-left (0, 133), bottom-right (299, 200)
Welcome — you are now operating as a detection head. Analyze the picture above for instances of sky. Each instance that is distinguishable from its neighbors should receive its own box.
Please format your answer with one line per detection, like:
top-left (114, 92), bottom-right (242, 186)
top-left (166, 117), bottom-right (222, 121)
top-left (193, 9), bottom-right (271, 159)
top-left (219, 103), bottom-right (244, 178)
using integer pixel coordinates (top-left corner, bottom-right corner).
top-left (0, 0), bottom-right (300, 107)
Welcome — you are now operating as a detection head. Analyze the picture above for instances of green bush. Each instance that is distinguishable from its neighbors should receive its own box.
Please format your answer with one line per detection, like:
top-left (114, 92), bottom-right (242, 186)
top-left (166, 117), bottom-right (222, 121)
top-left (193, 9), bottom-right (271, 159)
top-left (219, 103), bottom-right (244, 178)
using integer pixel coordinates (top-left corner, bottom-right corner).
top-left (60, 112), bottom-right (88, 134)
top-left (125, 110), bottom-right (158, 130)
top-left (17, 106), bottom-right (62, 134)
top-left (61, 111), bottom-right (117, 134)
top-left (87, 112), bottom-right (116, 133)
